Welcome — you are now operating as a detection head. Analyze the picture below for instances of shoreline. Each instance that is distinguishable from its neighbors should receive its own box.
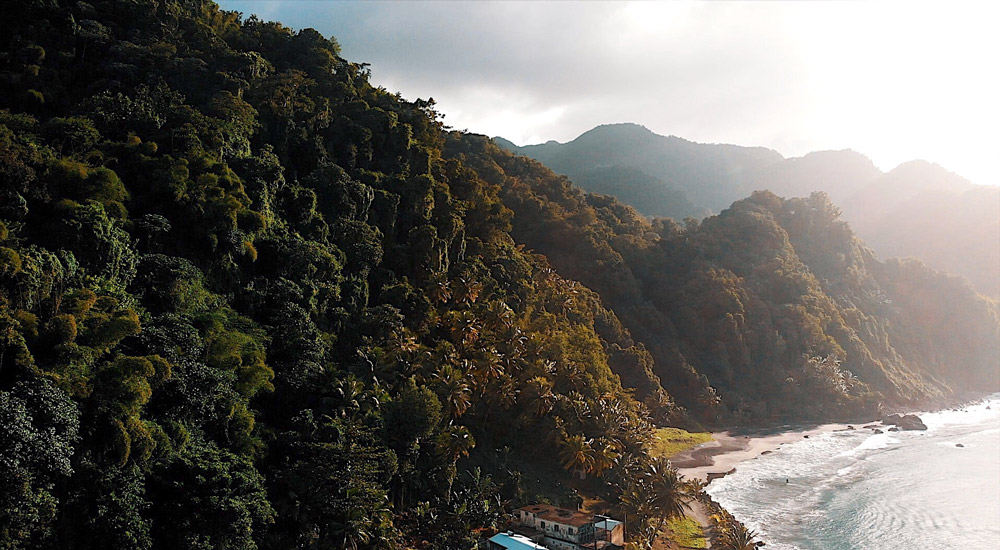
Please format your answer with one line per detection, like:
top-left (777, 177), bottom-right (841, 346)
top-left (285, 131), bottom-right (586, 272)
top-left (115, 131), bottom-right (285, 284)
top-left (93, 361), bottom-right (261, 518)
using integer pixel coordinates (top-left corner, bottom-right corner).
top-left (672, 422), bottom-right (863, 483)
top-left (673, 393), bottom-right (1000, 484)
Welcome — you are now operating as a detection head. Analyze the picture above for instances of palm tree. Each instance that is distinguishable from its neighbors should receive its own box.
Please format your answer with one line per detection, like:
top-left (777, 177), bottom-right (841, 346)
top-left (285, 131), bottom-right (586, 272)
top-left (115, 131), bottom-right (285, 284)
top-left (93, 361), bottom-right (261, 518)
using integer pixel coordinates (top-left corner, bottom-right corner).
top-left (453, 277), bottom-right (483, 304)
top-left (559, 362), bottom-right (586, 391)
top-left (717, 523), bottom-right (762, 550)
top-left (331, 493), bottom-right (374, 550)
top-left (437, 424), bottom-right (476, 462)
top-left (471, 346), bottom-right (504, 387)
top-left (559, 433), bottom-right (596, 477)
top-left (482, 300), bottom-right (514, 331)
top-left (619, 457), bottom-right (694, 546)
top-left (619, 485), bottom-right (657, 548)
top-left (646, 457), bottom-right (689, 523)
top-left (590, 438), bottom-right (621, 477)
top-left (496, 375), bottom-right (518, 409)
top-left (525, 376), bottom-right (556, 417)
top-left (447, 311), bottom-right (481, 347)
top-left (590, 396), bottom-right (634, 452)
top-left (437, 425), bottom-right (476, 501)
top-left (434, 364), bottom-right (473, 418)
top-left (429, 276), bottom-right (451, 303)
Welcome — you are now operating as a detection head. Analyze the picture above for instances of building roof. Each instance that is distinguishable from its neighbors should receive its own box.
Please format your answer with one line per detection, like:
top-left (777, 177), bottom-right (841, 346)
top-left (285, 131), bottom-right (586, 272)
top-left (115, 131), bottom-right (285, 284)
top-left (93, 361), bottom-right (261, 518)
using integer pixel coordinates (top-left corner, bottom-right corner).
top-left (489, 532), bottom-right (549, 550)
top-left (596, 518), bottom-right (622, 531)
top-left (515, 504), bottom-right (596, 527)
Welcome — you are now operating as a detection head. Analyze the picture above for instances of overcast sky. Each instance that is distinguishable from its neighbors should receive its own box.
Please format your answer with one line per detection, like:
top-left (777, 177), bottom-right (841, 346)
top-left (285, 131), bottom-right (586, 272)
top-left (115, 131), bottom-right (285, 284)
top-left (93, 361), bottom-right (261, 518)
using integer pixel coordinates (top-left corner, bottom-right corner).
top-left (218, 1), bottom-right (998, 186)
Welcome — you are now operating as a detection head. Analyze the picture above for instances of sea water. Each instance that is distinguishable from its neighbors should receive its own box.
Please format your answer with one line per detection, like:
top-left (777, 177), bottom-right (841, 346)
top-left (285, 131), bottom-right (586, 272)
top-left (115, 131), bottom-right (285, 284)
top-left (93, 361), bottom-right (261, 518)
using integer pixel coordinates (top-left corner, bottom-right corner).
top-left (706, 395), bottom-right (1000, 549)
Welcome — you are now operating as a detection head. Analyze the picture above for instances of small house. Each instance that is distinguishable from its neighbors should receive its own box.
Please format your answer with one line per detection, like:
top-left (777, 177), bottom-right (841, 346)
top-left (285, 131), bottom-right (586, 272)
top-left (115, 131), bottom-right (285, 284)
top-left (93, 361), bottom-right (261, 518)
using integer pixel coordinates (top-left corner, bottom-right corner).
top-left (513, 504), bottom-right (623, 550)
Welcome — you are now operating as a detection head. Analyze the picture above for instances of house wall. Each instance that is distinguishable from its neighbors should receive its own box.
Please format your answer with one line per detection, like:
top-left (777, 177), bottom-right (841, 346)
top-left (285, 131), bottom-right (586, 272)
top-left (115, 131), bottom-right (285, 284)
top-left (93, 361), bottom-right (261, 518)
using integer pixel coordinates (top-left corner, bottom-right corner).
top-left (543, 537), bottom-right (579, 550)
top-left (518, 511), bottom-right (592, 544)
top-left (595, 522), bottom-right (625, 546)
top-left (541, 521), bottom-right (586, 544)
top-left (610, 525), bottom-right (624, 546)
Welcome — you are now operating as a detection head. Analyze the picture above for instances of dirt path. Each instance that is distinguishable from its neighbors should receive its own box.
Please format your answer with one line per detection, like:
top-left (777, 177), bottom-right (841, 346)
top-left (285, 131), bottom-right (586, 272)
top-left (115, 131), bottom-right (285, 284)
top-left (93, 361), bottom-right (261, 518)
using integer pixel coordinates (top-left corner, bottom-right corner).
top-left (685, 499), bottom-right (714, 549)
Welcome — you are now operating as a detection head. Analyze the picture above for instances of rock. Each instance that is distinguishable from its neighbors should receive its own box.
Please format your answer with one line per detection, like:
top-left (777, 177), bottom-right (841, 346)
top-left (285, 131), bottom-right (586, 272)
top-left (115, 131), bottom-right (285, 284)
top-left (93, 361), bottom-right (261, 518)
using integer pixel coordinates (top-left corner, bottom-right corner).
top-left (888, 427), bottom-right (900, 432)
top-left (897, 414), bottom-right (928, 431)
top-left (863, 424), bottom-right (879, 429)
top-left (707, 467), bottom-right (737, 482)
top-left (803, 435), bottom-right (809, 439)
top-left (956, 443), bottom-right (965, 448)
top-left (882, 413), bottom-right (927, 431)
top-left (847, 425), bottom-right (855, 430)
top-left (873, 429), bottom-right (883, 434)
top-left (761, 450), bottom-right (773, 455)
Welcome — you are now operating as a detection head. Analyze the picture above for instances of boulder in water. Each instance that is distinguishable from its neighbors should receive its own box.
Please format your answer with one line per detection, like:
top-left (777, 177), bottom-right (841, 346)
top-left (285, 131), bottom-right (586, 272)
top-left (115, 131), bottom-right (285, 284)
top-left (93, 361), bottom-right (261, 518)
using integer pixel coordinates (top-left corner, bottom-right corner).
top-left (956, 443), bottom-right (965, 448)
top-left (882, 413), bottom-right (928, 431)
top-left (873, 429), bottom-right (883, 434)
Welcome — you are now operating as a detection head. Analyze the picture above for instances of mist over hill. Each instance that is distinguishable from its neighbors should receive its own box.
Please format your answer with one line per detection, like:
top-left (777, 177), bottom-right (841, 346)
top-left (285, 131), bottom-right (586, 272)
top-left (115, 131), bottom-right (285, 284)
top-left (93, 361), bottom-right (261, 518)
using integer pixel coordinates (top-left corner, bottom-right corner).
top-left (497, 124), bottom-right (1000, 296)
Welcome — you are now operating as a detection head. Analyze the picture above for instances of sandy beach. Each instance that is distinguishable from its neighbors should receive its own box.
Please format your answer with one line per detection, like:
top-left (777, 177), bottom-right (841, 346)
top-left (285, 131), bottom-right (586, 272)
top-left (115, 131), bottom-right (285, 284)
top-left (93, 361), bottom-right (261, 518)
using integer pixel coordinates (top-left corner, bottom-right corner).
top-left (672, 423), bottom-right (863, 483)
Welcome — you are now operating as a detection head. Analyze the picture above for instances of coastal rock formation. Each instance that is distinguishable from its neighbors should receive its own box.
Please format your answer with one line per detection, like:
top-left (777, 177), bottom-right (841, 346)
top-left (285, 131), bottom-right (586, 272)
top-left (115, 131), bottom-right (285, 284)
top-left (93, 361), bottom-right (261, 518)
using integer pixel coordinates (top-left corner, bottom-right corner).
top-left (882, 414), bottom-right (928, 431)
top-left (707, 468), bottom-right (738, 481)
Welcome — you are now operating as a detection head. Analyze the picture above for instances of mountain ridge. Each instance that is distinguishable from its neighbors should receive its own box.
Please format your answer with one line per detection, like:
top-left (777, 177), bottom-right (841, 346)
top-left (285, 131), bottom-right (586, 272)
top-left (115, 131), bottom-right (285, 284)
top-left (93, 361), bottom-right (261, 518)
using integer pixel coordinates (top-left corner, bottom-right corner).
top-left (496, 124), bottom-right (1000, 296)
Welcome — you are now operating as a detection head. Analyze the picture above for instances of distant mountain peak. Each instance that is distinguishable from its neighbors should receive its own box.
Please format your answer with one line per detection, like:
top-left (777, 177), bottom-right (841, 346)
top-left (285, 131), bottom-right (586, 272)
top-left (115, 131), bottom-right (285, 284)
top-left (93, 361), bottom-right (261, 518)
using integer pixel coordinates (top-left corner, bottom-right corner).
top-left (882, 160), bottom-right (973, 192)
top-left (574, 122), bottom-right (658, 144)
top-left (491, 136), bottom-right (519, 151)
top-left (889, 159), bottom-right (963, 178)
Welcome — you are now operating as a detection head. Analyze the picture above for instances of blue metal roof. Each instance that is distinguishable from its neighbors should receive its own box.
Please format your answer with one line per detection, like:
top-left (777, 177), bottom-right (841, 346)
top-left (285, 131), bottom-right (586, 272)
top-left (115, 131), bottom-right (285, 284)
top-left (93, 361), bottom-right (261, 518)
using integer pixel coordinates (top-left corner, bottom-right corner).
top-left (488, 532), bottom-right (549, 550)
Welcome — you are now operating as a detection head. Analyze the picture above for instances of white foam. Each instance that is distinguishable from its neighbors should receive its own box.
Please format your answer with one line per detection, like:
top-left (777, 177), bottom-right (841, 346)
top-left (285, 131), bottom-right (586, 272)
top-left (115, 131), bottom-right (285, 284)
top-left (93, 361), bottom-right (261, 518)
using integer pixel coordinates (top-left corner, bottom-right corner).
top-left (706, 400), bottom-right (1000, 550)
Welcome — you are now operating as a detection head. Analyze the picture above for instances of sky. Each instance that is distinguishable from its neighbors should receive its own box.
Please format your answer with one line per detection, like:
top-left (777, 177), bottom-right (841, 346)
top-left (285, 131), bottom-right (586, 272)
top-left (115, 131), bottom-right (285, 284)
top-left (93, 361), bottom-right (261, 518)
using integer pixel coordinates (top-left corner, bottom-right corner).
top-left (218, 1), bottom-right (999, 186)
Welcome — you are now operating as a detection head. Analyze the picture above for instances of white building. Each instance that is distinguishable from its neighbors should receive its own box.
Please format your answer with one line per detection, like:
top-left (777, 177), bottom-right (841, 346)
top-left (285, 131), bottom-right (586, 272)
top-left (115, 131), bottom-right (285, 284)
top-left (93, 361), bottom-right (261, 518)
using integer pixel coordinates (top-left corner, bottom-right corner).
top-left (513, 504), bottom-right (622, 550)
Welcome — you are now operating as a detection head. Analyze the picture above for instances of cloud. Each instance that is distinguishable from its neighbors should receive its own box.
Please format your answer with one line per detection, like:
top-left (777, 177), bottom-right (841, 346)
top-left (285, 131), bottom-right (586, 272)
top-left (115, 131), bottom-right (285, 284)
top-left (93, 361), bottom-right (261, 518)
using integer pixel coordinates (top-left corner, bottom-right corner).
top-left (219, 0), bottom-right (999, 185)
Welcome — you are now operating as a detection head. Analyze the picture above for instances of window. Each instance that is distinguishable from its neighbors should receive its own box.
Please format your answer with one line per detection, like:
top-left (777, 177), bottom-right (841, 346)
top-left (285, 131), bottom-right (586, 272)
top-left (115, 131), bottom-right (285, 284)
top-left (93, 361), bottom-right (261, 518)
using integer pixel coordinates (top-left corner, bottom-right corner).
top-left (568, 528), bottom-right (574, 534)
top-left (540, 521), bottom-right (545, 529)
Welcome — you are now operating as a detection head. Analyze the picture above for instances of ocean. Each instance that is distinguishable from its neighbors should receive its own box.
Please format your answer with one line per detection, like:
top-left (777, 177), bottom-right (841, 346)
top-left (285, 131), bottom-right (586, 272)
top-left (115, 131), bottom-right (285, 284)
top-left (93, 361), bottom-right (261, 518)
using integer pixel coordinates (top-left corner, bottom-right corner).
top-left (705, 395), bottom-right (1000, 549)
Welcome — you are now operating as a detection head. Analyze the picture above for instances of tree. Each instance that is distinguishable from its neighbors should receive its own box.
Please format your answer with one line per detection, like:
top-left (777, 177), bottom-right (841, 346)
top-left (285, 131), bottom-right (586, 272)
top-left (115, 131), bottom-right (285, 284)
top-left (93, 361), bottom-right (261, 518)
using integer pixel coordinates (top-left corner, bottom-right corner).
top-left (436, 425), bottom-right (476, 499)
top-left (717, 522), bottom-right (762, 550)
top-left (0, 377), bottom-right (80, 550)
top-left (646, 457), bottom-right (689, 524)
top-left (434, 364), bottom-right (472, 419)
top-left (558, 434), bottom-right (595, 477)
top-left (147, 442), bottom-right (274, 550)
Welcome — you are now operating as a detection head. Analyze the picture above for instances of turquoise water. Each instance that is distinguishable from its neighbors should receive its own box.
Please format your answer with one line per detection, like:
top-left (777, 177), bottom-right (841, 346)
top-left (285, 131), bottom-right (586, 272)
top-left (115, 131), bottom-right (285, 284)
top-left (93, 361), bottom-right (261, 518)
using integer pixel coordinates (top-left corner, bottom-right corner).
top-left (706, 395), bottom-right (1000, 549)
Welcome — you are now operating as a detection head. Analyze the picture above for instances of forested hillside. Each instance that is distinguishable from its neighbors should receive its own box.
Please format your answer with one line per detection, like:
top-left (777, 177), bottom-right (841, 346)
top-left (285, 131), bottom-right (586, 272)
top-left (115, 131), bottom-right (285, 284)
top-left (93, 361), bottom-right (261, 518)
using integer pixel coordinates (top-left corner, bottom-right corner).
top-left (452, 135), bottom-right (999, 421)
top-left (0, 2), bottom-right (665, 547)
top-left (500, 125), bottom-right (1000, 297)
top-left (0, 2), bottom-right (996, 550)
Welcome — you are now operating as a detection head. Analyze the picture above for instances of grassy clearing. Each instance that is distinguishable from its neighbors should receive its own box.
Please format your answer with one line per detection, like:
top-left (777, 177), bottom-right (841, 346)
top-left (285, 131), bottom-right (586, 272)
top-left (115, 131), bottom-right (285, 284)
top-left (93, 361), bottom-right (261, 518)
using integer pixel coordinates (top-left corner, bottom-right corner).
top-left (665, 516), bottom-right (707, 549)
top-left (649, 427), bottom-right (713, 458)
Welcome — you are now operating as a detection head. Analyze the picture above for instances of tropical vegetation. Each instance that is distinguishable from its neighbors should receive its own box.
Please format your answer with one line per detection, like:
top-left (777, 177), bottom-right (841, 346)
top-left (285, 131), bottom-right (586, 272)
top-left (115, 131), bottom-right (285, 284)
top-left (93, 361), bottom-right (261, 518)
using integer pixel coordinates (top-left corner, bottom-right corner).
top-left (0, 2), bottom-right (996, 549)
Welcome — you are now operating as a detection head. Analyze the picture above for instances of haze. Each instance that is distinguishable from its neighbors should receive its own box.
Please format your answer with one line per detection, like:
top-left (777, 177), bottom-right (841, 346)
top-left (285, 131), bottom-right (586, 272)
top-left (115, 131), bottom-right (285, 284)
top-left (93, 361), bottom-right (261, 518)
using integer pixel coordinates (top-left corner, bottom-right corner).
top-left (218, 1), bottom-right (998, 186)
